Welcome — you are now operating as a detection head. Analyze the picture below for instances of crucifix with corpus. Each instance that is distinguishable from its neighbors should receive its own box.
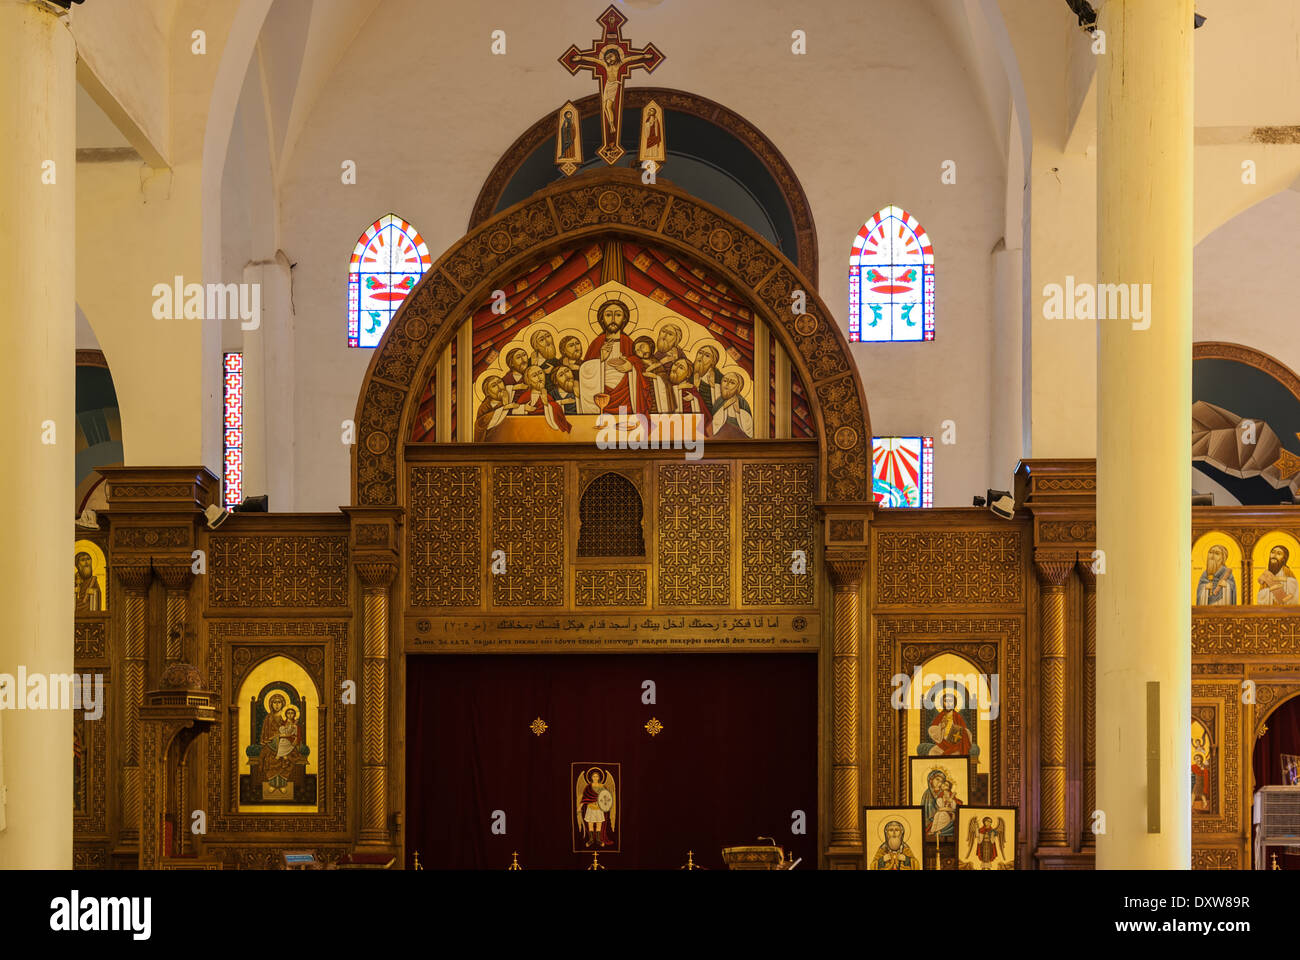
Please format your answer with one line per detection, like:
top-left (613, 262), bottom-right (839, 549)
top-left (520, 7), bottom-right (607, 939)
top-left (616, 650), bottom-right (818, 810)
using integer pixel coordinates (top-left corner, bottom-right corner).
top-left (558, 5), bottom-right (666, 165)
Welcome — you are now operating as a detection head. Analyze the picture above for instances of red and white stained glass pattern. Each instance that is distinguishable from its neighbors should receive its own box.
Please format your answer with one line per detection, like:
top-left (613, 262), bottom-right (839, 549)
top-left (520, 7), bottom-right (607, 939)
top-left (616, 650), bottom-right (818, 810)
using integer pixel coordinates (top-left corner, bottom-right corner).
top-left (871, 436), bottom-right (934, 508)
top-left (348, 213), bottom-right (432, 348)
top-left (849, 206), bottom-right (935, 343)
top-left (223, 353), bottom-right (243, 508)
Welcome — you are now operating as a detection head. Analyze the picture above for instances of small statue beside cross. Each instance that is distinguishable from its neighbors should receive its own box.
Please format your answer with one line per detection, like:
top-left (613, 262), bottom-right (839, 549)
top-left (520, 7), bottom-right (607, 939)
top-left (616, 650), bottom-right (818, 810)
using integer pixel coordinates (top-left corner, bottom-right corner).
top-left (556, 5), bottom-right (666, 172)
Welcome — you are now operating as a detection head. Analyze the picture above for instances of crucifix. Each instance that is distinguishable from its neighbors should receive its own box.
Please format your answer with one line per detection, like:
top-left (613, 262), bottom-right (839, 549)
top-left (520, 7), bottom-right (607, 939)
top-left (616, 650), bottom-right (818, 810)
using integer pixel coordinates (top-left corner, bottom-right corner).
top-left (558, 5), bottom-right (665, 165)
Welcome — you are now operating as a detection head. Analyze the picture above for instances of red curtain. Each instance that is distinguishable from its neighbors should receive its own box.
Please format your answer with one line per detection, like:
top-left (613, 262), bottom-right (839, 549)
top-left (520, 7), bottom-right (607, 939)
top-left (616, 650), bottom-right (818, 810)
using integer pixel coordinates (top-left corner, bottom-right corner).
top-left (1252, 694), bottom-right (1300, 867)
top-left (405, 653), bottom-right (818, 870)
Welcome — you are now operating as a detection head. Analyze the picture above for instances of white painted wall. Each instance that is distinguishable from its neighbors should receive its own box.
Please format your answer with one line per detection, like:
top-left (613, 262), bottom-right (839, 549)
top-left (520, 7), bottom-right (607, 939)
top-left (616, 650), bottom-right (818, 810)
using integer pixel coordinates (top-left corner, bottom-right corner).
top-left (264, 0), bottom-right (1008, 510)
top-left (1194, 187), bottom-right (1300, 377)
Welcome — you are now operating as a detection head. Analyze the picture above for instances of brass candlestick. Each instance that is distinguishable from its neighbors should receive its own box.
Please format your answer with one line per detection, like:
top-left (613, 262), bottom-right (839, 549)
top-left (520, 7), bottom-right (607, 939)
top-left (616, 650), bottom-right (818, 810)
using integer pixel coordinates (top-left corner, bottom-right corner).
top-left (587, 850), bottom-right (605, 870)
top-left (508, 851), bottom-right (523, 871)
top-left (680, 850), bottom-right (704, 870)
top-left (412, 850), bottom-right (422, 871)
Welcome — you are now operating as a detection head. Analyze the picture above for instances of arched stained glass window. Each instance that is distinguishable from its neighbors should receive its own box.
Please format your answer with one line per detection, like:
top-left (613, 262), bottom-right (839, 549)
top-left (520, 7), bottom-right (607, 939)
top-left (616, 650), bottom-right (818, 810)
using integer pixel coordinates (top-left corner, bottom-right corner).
top-left (348, 214), bottom-right (432, 348)
top-left (849, 206), bottom-right (934, 342)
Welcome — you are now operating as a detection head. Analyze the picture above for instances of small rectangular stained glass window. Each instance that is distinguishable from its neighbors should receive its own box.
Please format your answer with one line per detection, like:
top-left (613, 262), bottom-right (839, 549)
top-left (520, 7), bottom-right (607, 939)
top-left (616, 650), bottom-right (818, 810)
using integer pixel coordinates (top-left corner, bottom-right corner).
top-left (872, 436), bottom-right (933, 508)
top-left (223, 352), bottom-right (243, 508)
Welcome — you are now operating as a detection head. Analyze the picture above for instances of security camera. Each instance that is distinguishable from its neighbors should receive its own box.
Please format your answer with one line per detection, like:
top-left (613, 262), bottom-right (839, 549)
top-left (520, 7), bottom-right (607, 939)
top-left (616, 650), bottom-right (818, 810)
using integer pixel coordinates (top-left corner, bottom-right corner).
top-left (233, 494), bottom-right (269, 513)
top-left (204, 504), bottom-right (231, 530)
top-left (987, 490), bottom-right (1015, 520)
top-left (975, 489), bottom-right (1015, 520)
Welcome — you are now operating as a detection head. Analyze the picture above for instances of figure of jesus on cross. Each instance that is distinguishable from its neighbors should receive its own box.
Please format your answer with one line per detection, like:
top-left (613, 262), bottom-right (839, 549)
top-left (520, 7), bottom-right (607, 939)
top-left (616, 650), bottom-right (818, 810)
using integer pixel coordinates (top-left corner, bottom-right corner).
top-left (558, 5), bottom-right (665, 165)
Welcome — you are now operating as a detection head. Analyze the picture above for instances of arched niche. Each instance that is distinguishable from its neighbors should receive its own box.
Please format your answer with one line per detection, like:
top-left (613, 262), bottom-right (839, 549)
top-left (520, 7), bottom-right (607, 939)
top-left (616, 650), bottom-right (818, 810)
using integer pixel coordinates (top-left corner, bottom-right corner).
top-left (1193, 341), bottom-right (1300, 504)
top-left (469, 88), bottom-right (819, 283)
top-left (351, 169), bottom-right (871, 508)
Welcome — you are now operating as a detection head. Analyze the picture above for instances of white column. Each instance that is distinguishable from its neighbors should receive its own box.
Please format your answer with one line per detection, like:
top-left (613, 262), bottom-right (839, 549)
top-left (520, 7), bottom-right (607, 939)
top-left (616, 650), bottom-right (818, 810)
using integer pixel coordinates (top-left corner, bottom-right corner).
top-left (1096, 0), bottom-right (1193, 869)
top-left (0, 0), bottom-right (76, 868)
top-left (241, 251), bottom-right (296, 509)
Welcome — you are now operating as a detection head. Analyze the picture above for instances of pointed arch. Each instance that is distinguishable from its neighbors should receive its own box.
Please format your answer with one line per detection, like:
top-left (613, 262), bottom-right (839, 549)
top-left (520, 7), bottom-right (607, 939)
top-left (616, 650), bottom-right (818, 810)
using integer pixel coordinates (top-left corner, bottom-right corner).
top-left (849, 205), bottom-right (935, 342)
top-left (348, 214), bottom-right (433, 348)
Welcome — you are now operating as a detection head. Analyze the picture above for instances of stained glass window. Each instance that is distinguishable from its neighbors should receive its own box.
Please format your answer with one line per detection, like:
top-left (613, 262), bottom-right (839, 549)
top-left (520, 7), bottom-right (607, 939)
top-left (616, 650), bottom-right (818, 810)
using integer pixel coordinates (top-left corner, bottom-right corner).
top-left (872, 436), bottom-right (933, 508)
top-left (223, 352), bottom-right (243, 508)
top-left (849, 206), bottom-right (934, 342)
top-left (348, 214), bottom-right (432, 348)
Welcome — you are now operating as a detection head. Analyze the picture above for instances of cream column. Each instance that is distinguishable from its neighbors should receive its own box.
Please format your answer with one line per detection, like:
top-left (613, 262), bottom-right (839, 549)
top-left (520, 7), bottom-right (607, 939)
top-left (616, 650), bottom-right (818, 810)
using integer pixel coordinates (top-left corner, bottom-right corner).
top-left (1096, 0), bottom-right (1193, 868)
top-left (0, 0), bottom-right (75, 868)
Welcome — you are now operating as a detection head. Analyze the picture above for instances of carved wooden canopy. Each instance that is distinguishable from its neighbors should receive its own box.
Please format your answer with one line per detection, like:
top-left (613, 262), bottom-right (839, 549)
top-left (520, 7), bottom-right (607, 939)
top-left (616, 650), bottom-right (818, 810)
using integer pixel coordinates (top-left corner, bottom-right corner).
top-left (351, 168), bottom-right (871, 507)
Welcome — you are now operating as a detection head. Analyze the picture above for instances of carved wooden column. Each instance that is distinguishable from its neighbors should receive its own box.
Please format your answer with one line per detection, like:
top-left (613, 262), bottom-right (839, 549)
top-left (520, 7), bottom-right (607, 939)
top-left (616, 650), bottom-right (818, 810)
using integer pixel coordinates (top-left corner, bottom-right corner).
top-left (1016, 459), bottom-right (1097, 868)
top-left (115, 563), bottom-right (153, 849)
top-left (1077, 561), bottom-right (1097, 846)
top-left (346, 506), bottom-right (402, 847)
top-left (358, 561), bottom-right (396, 844)
top-left (1035, 559), bottom-right (1072, 848)
top-left (825, 553), bottom-right (866, 865)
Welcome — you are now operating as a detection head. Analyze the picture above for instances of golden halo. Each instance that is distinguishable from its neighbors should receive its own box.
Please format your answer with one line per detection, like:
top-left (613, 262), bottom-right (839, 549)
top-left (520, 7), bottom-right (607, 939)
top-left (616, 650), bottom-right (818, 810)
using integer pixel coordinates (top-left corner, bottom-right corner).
top-left (588, 292), bottom-right (638, 332)
top-left (877, 816), bottom-right (910, 845)
top-left (925, 766), bottom-right (950, 787)
top-left (262, 688), bottom-right (292, 714)
top-left (926, 684), bottom-right (965, 709)
top-left (586, 766), bottom-right (607, 784)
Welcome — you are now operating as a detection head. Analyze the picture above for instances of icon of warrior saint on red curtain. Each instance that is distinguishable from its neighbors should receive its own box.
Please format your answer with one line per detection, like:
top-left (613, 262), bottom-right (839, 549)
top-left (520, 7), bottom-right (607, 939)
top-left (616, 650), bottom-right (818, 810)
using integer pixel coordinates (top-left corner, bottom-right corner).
top-left (573, 763), bottom-right (620, 853)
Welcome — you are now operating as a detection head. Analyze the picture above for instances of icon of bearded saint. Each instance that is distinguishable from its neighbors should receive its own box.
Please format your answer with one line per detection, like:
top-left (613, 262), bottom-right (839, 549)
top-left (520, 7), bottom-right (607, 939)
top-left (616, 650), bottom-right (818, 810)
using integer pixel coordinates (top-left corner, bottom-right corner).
top-left (870, 819), bottom-right (919, 871)
top-left (579, 299), bottom-right (653, 414)
top-left (1256, 544), bottom-right (1300, 605)
top-left (1196, 543), bottom-right (1237, 605)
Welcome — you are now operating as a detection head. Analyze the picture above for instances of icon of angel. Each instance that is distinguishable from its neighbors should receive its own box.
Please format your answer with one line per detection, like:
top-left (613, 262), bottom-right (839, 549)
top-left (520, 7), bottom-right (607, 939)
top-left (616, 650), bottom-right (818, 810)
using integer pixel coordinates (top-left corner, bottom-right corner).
top-left (964, 815), bottom-right (1008, 869)
top-left (575, 766), bottom-right (617, 848)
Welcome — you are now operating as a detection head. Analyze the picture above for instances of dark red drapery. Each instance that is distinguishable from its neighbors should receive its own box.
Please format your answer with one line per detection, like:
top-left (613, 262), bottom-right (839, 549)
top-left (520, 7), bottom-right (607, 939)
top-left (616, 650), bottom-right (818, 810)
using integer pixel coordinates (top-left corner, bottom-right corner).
top-left (1252, 694), bottom-right (1300, 868)
top-left (404, 653), bottom-right (818, 870)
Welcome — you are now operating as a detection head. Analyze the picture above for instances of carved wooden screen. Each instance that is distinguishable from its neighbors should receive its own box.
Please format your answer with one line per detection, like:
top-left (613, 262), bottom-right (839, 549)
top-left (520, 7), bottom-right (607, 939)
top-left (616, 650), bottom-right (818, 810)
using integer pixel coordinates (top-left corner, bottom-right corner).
top-left (578, 472), bottom-right (645, 558)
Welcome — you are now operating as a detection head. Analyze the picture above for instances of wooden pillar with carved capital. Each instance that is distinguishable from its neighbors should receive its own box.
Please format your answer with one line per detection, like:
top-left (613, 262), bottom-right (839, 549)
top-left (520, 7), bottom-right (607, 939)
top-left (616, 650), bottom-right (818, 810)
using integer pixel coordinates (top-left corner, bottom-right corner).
top-left (1077, 561), bottom-right (1097, 846)
top-left (1035, 559), bottom-right (1072, 849)
top-left (825, 554), bottom-right (865, 866)
top-left (115, 563), bottom-right (153, 850)
top-left (358, 561), bottom-right (397, 845)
